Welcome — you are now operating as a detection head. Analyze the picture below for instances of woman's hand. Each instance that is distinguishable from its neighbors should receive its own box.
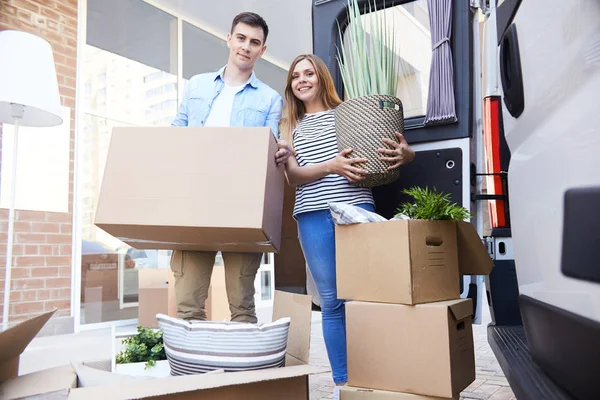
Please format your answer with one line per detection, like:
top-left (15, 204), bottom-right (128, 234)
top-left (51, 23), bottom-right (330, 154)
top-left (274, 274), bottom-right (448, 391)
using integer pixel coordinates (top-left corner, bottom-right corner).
top-left (378, 132), bottom-right (415, 170)
top-left (328, 148), bottom-right (368, 183)
top-left (275, 140), bottom-right (293, 166)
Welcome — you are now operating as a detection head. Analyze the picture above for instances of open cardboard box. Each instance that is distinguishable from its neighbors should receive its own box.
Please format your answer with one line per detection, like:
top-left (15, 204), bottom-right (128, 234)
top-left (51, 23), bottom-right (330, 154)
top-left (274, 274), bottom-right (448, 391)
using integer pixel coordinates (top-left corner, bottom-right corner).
top-left (94, 126), bottom-right (285, 253)
top-left (0, 291), bottom-right (328, 399)
top-left (336, 220), bottom-right (494, 305)
top-left (0, 309), bottom-right (57, 385)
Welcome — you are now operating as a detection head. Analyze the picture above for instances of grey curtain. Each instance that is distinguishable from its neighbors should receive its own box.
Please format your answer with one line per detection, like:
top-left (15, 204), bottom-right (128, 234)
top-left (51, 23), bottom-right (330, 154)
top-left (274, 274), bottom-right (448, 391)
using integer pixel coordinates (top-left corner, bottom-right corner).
top-left (424, 0), bottom-right (457, 125)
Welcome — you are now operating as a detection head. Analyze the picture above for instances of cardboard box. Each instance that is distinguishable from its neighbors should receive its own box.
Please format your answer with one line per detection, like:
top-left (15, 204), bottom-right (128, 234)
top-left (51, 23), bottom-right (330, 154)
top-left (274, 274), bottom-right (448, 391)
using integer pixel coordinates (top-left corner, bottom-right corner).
top-left (204, 264), bottom-right (232, 321)
top-left (81, 253), bottom-right (118, 303)
top-left (94, 126), bottom-right (285, 253)
top-left (336, 220), bottom-right (493, 305)
top-left (274, 183), bottom-right (307, 293)
top-left (137, 269), bottom-right (177, 328)
top-left (341, 386), bottom-right (458, 399)
top-left (0, 309), bottom-right (56, 385)
top-left (0, 291), bottom-right (328, 399)
top-left (346, 299), bottom-right (475, 398)
top-left (0, 365), bottom-right (77, 399)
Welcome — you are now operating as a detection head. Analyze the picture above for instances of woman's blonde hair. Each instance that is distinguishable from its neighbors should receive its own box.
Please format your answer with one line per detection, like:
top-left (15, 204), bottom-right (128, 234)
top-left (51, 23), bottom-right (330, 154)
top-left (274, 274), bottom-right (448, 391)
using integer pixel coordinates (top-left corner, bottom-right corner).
top-left (279, 54), bottom-right (342, 145)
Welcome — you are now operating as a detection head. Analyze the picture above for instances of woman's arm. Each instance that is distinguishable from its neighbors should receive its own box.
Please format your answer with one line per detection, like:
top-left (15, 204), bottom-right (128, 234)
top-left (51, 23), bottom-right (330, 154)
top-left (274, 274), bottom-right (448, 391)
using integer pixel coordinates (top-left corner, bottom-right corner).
top-left (284, 146), bottom-right (369, 186)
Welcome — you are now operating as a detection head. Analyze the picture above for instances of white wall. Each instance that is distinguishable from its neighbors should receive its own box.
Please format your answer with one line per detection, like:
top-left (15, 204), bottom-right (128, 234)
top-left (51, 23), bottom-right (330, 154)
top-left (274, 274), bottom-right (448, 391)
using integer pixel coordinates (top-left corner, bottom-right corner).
top-left (147, 0), bottom-right (314, 68)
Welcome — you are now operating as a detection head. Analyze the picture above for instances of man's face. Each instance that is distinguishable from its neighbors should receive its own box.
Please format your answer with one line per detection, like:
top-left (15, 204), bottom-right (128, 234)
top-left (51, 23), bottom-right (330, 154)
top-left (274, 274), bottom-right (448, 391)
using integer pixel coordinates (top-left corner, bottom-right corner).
top-left (227, 22), bottom-right (267, 71)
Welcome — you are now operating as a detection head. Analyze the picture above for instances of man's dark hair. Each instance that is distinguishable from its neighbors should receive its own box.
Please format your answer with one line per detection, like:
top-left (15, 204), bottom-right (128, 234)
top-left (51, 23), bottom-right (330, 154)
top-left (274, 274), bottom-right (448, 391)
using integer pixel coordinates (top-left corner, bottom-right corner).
top-left (231, 12), bottom-right (269, 44)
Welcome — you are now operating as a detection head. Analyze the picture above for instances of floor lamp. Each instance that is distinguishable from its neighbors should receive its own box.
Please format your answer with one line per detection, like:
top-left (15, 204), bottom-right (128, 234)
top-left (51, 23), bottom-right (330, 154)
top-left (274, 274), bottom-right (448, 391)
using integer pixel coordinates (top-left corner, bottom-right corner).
top-left (0, 30), bottom-right (63, 330)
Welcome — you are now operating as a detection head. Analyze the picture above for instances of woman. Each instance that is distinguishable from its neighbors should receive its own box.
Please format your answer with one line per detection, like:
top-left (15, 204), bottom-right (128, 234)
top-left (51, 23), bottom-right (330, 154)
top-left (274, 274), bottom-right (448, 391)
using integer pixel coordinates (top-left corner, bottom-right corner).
top-left (278, 54), bottom-right (415, 397)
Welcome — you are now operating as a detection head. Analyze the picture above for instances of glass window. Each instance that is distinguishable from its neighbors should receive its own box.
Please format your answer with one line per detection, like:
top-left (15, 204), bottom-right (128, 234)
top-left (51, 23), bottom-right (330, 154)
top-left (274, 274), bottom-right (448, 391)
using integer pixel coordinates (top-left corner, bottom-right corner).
top-left (79, 1), bottom-right (283, 326)
top-left (343, 0), bottom-right (432, 118)
top-left (261, 270), bottom-right (272, 301)
top-left (80, 0), bottom-right (178, 325)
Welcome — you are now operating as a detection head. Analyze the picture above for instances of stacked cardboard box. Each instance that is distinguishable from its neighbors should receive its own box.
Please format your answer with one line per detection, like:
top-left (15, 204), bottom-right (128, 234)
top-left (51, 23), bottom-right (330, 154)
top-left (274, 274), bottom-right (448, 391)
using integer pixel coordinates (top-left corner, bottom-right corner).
top-left (335, 219), bottom-right (494, 399)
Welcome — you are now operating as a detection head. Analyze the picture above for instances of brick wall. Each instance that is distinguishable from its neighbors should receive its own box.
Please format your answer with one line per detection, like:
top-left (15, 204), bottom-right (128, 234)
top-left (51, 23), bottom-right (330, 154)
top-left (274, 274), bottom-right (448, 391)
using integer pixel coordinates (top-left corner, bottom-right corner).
top-left (0, 0), bottom-right (77, 328)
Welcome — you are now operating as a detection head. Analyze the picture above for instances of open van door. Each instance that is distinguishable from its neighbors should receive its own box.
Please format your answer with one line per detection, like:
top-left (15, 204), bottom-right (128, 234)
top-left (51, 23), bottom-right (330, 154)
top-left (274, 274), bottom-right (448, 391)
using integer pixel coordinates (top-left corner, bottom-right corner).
top-left (312, 0), bottom-right (487, 322)
top-left (483, 0), bottom-right (600, 399)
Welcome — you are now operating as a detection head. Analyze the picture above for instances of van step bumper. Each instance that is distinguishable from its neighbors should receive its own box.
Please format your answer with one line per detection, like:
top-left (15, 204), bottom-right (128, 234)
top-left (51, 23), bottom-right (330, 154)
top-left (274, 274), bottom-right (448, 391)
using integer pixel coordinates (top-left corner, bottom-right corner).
top-left (487, 325), bottom-right (574, 400)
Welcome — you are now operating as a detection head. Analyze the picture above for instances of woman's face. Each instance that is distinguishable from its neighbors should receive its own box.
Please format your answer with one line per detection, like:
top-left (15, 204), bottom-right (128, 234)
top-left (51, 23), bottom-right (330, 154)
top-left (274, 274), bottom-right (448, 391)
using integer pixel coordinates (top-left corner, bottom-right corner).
top-left (291, 59), bottom-right (320, 105)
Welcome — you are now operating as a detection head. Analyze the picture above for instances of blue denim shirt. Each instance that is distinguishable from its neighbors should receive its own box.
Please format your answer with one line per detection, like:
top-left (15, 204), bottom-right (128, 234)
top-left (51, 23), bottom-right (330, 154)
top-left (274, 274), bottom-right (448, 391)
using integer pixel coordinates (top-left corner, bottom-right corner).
top-left (171, 66), bottom-right (283, 138)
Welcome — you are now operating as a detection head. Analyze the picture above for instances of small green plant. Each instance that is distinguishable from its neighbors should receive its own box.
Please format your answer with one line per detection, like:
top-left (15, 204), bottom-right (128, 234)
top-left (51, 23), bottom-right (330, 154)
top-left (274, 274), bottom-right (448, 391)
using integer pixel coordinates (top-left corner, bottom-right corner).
top-left (115, 326), bottom-right (166, 369)
top-left (396, 186), bottom-right (472, 221)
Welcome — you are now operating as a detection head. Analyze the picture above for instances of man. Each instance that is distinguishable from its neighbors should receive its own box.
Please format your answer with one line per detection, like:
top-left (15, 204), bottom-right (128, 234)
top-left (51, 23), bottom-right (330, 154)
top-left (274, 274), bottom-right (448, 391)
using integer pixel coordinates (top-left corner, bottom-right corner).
top-left (170, 12), bottom-right (291, 323)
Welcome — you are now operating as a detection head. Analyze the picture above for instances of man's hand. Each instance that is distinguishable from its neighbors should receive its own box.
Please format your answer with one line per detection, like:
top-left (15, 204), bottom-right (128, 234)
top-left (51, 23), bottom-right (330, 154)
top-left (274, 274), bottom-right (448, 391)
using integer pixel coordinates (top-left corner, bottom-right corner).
top-left (275, 140), bottom-right (293, 166)
top-left (378, 132), bottom-right (416, 170)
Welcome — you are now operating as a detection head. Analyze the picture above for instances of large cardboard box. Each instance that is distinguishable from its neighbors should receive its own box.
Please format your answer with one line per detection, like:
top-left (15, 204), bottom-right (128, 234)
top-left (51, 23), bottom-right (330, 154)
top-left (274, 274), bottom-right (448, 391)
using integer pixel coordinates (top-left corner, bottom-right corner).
top-left (341, 386), bottom-right (458, 400)
top-left (94, 126), bottom-right (285, 253)
top-left (336, 220), bottom-right (493, 305)
top-left (0, 291), bottom-right (327, 399)
top-left (346, 299), bottom-right (475, 398)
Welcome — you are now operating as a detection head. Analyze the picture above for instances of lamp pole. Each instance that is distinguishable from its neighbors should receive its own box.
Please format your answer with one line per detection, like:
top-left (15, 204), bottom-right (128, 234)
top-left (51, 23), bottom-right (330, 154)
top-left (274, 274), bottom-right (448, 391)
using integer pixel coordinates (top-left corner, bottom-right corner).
top-left (2, 103), bottom-right (24, 330)
top-left (0, 30), bottom-right (63, 330)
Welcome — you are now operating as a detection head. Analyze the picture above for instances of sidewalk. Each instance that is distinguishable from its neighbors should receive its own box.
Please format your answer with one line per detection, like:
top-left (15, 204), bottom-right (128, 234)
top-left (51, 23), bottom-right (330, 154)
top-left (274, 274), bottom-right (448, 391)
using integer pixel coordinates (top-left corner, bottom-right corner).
top-left (19, 301), bottom-right (515, 400)
top-left (308, 303), bottom-right (516, 400)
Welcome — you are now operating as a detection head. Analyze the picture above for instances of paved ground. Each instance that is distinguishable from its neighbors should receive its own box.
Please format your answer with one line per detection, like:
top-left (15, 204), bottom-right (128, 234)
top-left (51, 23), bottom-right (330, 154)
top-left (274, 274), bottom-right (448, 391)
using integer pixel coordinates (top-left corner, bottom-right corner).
top-left (20, 300), bottom-right (515, 400)
top-left (308, 302), bottom-right (516, 400)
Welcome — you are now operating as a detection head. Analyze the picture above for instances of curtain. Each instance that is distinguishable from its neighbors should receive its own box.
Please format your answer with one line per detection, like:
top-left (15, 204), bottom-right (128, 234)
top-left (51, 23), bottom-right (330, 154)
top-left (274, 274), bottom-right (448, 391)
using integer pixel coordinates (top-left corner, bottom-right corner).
top-left (424, 0), bottom-right (457, 125)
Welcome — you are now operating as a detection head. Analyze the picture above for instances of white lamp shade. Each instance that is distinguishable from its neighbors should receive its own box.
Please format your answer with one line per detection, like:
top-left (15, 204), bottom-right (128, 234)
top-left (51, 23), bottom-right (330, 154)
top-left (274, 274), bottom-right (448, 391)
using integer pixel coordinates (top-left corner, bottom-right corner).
top-left (0, 30), bottom-right (63, 127)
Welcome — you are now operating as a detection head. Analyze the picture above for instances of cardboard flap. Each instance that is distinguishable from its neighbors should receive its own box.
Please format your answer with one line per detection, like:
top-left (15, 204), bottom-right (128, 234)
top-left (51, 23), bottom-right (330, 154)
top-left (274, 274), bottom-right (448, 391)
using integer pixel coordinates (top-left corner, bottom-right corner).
top-left (0, 364), bottom-right (76, 400)
top-left (272, 290), bottom-right (312, 365)
top-left (448, 299), bottom-right (473, 321)
top-left (67, 364), bottom-right (329, 400)
top-left (456, 221), bottom-right (494, 275)
top-left (0, 310), bottom-right (56, 375)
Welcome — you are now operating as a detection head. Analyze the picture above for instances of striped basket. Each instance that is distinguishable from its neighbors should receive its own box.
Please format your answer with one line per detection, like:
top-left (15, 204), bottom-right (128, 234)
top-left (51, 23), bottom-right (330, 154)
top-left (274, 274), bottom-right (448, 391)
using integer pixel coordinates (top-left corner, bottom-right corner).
top-left (334, 94), bottom-right (404, 188)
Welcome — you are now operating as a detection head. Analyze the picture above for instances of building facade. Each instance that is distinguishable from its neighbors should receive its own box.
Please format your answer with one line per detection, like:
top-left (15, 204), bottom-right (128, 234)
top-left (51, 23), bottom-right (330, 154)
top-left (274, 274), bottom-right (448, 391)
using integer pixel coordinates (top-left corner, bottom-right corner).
top-left (0, 0), bottom-right (432, 335)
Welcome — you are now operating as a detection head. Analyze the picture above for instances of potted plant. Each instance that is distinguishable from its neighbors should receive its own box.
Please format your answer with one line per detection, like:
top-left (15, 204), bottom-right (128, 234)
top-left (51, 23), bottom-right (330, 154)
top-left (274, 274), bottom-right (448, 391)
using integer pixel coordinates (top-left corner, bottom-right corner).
top-left (114, 326), bottom-right (170, 377)
top-left (335, 0), bottom-right (405, 187)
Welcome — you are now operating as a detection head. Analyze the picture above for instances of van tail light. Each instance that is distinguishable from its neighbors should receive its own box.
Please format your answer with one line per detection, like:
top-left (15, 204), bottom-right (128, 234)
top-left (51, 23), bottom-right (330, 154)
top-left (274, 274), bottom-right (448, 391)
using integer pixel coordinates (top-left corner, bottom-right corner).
top-left (483, 96), bottom-right (510, 229)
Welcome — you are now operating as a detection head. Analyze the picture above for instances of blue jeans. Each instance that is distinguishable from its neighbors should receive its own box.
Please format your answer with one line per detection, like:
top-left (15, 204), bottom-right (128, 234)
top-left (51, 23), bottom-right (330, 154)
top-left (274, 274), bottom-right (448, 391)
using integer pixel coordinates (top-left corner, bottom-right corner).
top-left (296, 203), bottom-right (375, 384)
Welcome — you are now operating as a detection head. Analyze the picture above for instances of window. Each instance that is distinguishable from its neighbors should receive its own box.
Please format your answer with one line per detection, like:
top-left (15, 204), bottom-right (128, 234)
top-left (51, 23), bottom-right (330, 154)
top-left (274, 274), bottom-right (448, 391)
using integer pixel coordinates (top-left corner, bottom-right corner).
top-left (261, 270), bottom-right (272, 301)
top-left (80, 0), bottom-right (179, 325)
top-left (343, 1), bottom-right (432, 118)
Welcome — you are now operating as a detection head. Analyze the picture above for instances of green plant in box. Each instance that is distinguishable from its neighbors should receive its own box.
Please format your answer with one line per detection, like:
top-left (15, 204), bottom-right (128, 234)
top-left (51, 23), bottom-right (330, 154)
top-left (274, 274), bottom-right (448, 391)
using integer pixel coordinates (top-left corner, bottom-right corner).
top-left (115, 326), bottom-right (166, 369)
top-left (396, 186), bottom-right (472, 221)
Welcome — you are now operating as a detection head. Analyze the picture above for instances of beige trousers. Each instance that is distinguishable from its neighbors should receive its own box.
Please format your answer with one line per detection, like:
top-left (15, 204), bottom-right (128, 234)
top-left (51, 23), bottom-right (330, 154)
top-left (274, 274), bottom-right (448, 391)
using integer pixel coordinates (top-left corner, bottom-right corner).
top-left (169, 250), bottom-right (262, 323)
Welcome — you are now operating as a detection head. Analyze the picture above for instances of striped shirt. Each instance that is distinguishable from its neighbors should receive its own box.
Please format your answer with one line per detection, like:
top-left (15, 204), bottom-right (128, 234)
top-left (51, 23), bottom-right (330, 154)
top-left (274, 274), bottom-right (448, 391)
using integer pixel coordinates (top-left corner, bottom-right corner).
top-left (292, 109), bottom-right (374, 217)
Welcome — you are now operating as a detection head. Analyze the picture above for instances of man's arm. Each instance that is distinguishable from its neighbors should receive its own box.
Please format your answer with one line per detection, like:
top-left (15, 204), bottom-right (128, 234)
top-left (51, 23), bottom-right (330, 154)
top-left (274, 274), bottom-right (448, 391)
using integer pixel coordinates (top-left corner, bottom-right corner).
top-left (171, 81), bottom-right (190, 127)
top-left (265, 94), bottom-right (283, 139)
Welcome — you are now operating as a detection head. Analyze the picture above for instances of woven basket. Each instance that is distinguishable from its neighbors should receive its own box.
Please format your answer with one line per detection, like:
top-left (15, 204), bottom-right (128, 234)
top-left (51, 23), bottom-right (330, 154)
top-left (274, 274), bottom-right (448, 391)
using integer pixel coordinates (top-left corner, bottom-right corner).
top-left (334, 94), bottom-right (404, 188)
